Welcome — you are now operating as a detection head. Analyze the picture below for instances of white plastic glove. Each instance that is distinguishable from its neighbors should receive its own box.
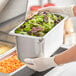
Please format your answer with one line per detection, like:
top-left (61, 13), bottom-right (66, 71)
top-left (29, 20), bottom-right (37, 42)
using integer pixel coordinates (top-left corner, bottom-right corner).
top-left (38, 5), bottom-right (75, 17)
top-left (0, 0), bottom-right (9, 13)
top-left (24, 56), bottom-right (58, 72)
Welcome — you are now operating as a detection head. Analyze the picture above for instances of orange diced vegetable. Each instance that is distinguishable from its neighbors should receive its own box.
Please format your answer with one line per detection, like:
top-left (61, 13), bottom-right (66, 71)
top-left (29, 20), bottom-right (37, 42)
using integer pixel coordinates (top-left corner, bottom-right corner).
top-left (0, 53), bottom-right (24, 73)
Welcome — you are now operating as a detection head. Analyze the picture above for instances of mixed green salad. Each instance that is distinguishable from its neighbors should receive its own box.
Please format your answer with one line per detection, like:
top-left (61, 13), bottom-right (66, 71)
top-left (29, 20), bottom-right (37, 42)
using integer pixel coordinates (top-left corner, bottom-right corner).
top-left (15, 11), bottom-right (64, 37)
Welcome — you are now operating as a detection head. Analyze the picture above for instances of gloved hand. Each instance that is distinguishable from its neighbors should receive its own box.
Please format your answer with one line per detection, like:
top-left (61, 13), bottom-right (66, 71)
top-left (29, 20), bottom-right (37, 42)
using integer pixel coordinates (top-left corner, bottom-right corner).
top-left (24, 56), bottom-right (58, 72)
top-left (38, 5), bottom-right (75, 17)
top-left (0, 0), bottom-right (9, 13)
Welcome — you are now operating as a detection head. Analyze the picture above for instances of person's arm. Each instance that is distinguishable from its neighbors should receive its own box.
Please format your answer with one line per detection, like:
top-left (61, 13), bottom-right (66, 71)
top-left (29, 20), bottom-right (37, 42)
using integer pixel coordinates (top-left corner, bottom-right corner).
top-left (55, 45), bottom-right (76, 65)
top-left (24, 6), bottom-right (76, 72)
top-left (0, 0), bottom-right (9, 13)
top-left (73, 6), bottom-right (76, 16)
top-left (24, 45), bottom-right (76, 72)
top-left (39, 5), bottom-right (76, 17)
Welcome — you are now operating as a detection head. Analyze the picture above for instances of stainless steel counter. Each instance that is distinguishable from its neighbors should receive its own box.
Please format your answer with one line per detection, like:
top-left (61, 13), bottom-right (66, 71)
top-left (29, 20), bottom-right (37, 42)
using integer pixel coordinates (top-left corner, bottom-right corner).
top-left (0, 13), bottom-right (25, 33)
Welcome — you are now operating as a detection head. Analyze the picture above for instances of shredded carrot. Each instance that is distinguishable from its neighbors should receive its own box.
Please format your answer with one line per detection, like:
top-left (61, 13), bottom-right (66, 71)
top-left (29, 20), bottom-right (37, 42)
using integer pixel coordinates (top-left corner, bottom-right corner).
top-left (0, 53), bottom-right (24, 73)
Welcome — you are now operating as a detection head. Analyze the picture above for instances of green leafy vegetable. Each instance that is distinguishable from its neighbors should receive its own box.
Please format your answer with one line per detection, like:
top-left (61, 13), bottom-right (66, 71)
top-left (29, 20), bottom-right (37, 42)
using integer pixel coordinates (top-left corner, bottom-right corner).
top-left (15, 11), bottom-right (64, 37)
